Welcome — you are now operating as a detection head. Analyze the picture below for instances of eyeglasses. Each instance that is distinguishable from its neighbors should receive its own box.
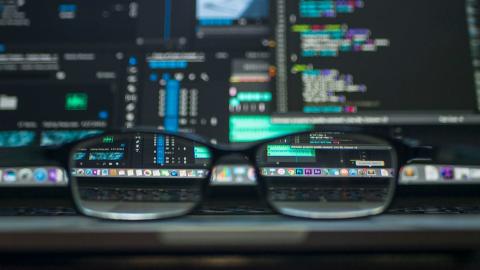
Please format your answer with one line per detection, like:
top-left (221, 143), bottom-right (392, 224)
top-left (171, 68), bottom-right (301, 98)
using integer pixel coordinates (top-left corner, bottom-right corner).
top-left (65, 130), bottom-right (399, 220)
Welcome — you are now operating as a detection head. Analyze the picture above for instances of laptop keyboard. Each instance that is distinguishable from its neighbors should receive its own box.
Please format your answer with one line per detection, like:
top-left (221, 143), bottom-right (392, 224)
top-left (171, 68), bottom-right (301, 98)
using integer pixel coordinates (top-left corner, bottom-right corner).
top-left (80, 186), bottom-right (389, 203)
top-left (79, 187), bottom-right (200, 202)
top-left (0, 185), bottom-right (479, 217)
top-left (1, 205), bottom-right (480, 216)
top-left (0, 207), bottom-right (77, 216)
top-left (387, 206), bottom-right (480, 215)
top-left (268, 187), bottom-right (389, 202)
top-left (0, 206), bottom-right (271, 216)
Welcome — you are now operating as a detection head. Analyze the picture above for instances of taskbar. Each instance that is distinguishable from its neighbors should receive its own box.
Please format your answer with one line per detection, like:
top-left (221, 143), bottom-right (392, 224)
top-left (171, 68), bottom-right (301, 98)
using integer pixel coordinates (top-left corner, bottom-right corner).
top-left (72, 168), bottom-right (209, 179)
top-left (0, 167), bottom-right (67, 186)
top-left (260, 167), bottom-right (394, 178)
top-left (400, 164), bottom-right (480, 185)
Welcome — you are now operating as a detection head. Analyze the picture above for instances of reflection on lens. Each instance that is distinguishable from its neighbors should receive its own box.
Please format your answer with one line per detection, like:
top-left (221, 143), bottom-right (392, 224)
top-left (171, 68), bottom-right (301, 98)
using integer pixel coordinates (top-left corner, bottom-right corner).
top-left (69, 133), bottom-right (211, 220)
top-left (256, 132), bottom-right (397, 219)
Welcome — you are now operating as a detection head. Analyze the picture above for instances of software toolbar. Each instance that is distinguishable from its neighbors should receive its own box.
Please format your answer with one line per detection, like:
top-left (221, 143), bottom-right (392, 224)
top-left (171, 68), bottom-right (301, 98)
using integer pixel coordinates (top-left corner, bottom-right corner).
top-left (260, 167), bottom-right (394, 178)
top-left (71, 168), bottom-right (208, 179)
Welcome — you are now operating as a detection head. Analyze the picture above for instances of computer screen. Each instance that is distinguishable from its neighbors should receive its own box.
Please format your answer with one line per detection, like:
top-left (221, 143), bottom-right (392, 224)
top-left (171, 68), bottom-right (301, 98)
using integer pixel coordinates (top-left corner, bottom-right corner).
top-left (272, 0), bottom-right (480, 125)
top-left (0, 0), bottom-right (479, 146)
top-left (257, 132), bottom-right (395, 179)
top-left (71, 133), bottom-right (211, 179)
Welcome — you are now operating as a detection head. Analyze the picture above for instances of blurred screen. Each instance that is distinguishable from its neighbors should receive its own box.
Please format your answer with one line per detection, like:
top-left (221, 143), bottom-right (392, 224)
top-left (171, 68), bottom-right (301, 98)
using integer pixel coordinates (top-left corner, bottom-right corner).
top-left (1, 0), bottom-right (479, 148)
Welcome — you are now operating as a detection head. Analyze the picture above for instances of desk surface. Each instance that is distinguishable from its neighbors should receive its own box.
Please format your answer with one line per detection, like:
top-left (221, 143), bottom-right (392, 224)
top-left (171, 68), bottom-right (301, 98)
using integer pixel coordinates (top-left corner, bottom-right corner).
top-left (0, 214), bottom-right (480, 253)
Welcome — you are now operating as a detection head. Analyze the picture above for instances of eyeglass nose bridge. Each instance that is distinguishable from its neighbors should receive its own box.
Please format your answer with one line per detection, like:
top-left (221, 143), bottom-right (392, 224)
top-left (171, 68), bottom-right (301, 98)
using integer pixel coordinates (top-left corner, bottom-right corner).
top-left (209, 153), bottom-right (260, 187)
top-left (213, 153), bottom-right (252, 165)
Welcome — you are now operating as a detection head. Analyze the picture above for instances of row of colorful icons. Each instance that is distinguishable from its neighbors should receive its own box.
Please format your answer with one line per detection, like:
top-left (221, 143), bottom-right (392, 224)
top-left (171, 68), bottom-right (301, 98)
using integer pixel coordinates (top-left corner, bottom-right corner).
top-left (401, 165), bottom-right (480, 182)
top-left (260, 167), bottom-right (393, 178)
top-left (71, 168), bottom-right (208, 178)
top-left (0, 167), bottom-right (66, 185)
top-left (211, 165), bottom-right (257, 184)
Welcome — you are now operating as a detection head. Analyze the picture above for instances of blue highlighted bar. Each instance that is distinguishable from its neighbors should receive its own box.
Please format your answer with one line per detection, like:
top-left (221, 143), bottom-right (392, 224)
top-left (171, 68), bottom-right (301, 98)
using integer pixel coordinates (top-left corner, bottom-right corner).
top-left (304, 106), bottom-right (343, 113)
top-left (198, 19), bottom-right (234, 26)
top-left (58, 4), bottom-right (76, 12)
top-left (164, 79), bottom-right (179, 132)
top-left (156, 135), bottom-right (165, 165)
top-left (164, 0), bottom-right (171, 40)
top-left (149, 61), bottom-right (188, 69)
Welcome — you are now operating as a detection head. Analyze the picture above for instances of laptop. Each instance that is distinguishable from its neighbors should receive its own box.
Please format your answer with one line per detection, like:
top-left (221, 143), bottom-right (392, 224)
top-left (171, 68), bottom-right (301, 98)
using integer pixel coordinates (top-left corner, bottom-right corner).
top-left (0, 0), bottom-right (479, 219)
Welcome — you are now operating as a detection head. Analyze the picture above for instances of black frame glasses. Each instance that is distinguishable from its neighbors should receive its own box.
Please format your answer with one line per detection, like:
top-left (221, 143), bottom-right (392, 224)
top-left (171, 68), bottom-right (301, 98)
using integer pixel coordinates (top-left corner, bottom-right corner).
top-left (49, 129), bottom-right (403, 221)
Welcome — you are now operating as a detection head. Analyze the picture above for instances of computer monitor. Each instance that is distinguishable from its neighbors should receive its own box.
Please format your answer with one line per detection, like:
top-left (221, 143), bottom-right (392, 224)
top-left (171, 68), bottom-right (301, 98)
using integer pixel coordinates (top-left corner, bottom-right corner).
top-left (0, 0), bottom-right (479, 187)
